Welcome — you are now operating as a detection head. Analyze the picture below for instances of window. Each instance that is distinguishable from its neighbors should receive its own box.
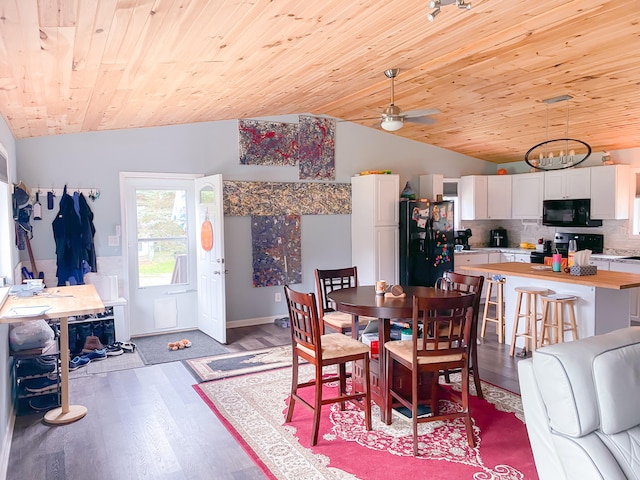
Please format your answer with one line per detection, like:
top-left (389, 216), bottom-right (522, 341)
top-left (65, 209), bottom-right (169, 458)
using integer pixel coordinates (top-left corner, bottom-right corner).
top-left (442, 178), bottom-right (461, 230)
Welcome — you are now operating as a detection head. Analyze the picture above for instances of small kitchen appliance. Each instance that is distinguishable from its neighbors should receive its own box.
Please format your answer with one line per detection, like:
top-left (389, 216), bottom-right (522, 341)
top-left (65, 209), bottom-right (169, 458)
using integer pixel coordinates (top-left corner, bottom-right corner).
top-left (489, 228), bottom-right (508, 248)
top-left (455, 229), bottom-right (473, 250)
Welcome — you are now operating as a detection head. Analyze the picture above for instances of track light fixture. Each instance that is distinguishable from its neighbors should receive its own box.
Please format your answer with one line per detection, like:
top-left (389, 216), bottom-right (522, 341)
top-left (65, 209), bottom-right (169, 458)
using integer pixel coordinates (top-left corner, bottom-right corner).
top-left (428, 0), bottom-right (471, 22)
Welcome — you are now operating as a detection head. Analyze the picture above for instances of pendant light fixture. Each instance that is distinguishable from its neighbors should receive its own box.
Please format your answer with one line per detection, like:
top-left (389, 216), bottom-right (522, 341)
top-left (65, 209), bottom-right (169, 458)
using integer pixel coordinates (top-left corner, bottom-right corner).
top-left (524, 95), bottom-right (591, 171)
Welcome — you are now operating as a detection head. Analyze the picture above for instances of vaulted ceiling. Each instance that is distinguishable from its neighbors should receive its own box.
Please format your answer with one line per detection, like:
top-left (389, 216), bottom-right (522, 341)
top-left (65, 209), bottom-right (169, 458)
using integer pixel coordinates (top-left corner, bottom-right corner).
top-left (0, 0), bottom-right (638, 163)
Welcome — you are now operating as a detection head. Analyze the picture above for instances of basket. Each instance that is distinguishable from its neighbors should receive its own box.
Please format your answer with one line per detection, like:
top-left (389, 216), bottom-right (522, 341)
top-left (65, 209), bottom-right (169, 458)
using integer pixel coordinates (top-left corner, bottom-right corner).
top-left (570, 265), bottom-right (597, 276)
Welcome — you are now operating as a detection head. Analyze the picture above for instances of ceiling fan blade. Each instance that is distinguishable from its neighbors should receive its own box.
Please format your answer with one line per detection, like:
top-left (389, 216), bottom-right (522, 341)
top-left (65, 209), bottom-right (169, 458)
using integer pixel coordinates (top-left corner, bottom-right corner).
top-left (403, 108), bottom-right (441, 118)
top-left (405, 116), bottom-right (437, 125)
top-left (337, 116), bottom-right (381, 122)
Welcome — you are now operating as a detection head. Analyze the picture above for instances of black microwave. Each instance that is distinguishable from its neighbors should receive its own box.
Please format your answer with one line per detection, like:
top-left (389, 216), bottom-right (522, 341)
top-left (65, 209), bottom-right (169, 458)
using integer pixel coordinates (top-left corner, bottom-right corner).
top-left (542, 199), bottom-right (602, 227)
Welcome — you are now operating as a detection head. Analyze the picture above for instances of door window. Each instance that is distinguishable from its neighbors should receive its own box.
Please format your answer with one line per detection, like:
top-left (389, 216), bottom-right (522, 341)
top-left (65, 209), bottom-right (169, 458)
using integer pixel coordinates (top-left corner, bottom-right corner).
top-left (135, 189), bottom-right (189, 287)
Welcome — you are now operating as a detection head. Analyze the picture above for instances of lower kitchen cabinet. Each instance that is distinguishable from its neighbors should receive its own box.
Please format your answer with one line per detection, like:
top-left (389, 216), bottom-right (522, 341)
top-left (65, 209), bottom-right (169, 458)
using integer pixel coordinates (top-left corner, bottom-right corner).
top-left (608, 261), bottom-right (640, 323)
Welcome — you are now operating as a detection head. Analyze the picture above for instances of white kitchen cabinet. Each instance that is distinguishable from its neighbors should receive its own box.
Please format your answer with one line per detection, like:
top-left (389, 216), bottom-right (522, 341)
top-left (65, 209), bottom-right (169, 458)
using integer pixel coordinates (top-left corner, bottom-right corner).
top-left (459, 175), bottom-right (488, 220)
top-left (487, 176), bottom-right (512, 219)
top-left (588, 258), bottom-right (610, 271)
top-left (351, 174), bottom-right (399, 286)
top-left (544, 168), bottom-right (591, 200)
top-left (608, 261), bottom-right (639, 322)
top-left (488, 252), bottom-right (505, 263)
top-left (511, 172), bottom-right (544, 219)
top-left (589, 165), bottom-right (631, 220)
top-left (419, 174), bottom-right (443, 201)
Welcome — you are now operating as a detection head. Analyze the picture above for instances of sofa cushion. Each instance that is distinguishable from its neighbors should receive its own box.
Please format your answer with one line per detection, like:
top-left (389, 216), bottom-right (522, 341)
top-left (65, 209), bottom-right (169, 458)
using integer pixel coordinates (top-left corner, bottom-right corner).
top-left (532, 327), bottom-right (640, 437)
top-left (593, 342), bottom-right (640, 434)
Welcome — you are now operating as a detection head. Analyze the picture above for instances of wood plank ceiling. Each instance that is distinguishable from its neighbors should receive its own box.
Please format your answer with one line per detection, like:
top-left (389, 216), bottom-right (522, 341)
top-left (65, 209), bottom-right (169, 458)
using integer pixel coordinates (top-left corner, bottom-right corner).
top-left (0, 0), bottom-right (639, 164)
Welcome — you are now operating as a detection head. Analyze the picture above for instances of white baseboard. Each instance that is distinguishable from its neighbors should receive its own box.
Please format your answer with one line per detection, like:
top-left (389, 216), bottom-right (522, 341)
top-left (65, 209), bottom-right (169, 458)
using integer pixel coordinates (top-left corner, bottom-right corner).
top-left (228, 316), bottom-right (283, 328)
top-left (0, 407), bottom-right (16, 480)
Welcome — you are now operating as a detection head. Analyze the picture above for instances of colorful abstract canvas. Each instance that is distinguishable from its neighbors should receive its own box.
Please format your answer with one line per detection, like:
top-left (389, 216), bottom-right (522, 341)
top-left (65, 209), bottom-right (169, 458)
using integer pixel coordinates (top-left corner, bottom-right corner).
top-left (251, 215), bottom-right (302, 287)
top-left (238, 120), bottom-right (298, 165)
top-left (297, 115), bottom-right (336, 180)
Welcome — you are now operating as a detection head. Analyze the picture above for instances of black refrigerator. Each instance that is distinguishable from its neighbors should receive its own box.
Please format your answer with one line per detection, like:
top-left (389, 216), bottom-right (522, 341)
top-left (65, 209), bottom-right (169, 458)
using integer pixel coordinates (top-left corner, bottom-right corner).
top-left (399, 199), bottom-right (455, 287)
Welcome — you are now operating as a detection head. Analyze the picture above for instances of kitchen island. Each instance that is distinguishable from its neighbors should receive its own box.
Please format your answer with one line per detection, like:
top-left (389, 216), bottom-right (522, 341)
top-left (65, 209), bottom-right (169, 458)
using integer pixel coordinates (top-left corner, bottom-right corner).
top-left (459, 262), bottom-right (640, 347)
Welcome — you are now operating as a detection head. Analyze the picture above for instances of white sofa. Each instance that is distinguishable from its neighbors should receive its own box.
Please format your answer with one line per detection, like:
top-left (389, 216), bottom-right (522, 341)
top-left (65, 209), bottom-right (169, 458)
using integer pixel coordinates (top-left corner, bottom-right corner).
top-left (518, 326), bottom-right (640, 480)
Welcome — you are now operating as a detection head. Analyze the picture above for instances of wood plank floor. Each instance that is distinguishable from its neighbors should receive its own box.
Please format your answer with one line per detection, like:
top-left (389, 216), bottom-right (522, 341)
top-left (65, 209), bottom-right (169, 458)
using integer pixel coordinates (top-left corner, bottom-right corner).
top-left (5, 320), bottom-right (534, 480)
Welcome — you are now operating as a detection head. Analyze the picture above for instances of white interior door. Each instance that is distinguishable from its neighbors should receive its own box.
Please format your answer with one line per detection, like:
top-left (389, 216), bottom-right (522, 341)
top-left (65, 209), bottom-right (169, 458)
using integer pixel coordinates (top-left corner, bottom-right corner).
top-left (122, 174), bottom-right (199, 336)
top-left (194, 174), bottom-right (226, 343)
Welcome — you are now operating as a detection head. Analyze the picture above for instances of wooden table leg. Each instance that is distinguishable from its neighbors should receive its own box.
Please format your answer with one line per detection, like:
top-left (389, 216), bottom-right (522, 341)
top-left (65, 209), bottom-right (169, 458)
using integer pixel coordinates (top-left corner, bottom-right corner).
top-left (378, 318), bottom-right (391, 424)
top-left (44, 316), bottom-right (87, 425)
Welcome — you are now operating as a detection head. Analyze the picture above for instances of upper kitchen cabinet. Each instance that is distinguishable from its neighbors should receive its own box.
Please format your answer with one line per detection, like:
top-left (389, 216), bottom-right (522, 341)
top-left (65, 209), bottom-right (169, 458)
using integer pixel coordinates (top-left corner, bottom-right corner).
top-left (512, 172), bottom-right (544, 219)
top-left (487, 175), bottom-right (512, 220)
top-left (352, 174), bottom-right (399, 226)
top-left (460, 175), bottom-right (488, 220)
top-left (543, 168), bottom-right (591, 200)
top-left (589, 164), bottom-right (631, 220)
top-left (419, 174), bottom-right (443, 201)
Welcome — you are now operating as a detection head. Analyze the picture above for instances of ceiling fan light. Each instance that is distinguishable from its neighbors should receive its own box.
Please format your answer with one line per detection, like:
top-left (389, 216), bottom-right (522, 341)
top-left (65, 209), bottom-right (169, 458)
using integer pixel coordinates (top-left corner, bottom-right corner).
top-left (429, 0), bottom-right (440, 8)
top-left (457, 1), bottom-right (471, 9)
top-left (427, 7), bottom-right (440, 21)
top-left (381, 117), bottom-right (404, 131)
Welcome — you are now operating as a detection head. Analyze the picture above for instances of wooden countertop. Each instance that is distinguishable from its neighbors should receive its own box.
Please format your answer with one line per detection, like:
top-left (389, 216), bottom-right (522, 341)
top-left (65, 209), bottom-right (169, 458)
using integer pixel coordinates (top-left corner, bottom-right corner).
top-left (0, 284), bottom-right (104, 323)
top-left (459, 262), bottom-right (640, 290)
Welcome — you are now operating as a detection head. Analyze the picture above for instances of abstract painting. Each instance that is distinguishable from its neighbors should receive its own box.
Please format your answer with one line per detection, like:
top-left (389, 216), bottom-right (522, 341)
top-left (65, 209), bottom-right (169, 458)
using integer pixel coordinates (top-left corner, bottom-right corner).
top-left (224, 181), bottom-right (350, 216)
top-left (238, 120), bottom-right (298, 166)
top-left (251, 215), bottom-right (302, 287)
top-left (297, 115), bottom-right (336, 180)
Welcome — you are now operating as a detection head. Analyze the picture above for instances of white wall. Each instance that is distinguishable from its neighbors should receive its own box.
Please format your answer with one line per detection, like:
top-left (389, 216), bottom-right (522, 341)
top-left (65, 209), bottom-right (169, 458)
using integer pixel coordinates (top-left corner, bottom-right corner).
top-left (15, 116), bottom-right (493, 322)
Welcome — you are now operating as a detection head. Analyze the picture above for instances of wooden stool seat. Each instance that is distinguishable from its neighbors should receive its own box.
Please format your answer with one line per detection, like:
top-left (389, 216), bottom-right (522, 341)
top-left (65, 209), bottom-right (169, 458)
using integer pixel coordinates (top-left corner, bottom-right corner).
top-left (481, 278), bottom-right (505, 343)
top-left (539, 294), bottom-right (579, 346)
top-left (509, 286), bottom-right (551, 357)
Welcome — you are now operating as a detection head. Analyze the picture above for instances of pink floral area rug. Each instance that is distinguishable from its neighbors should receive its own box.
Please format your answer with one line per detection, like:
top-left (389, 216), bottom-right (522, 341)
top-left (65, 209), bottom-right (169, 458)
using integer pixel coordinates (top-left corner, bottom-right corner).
top-left (194, 365), bottom-right (539, 479)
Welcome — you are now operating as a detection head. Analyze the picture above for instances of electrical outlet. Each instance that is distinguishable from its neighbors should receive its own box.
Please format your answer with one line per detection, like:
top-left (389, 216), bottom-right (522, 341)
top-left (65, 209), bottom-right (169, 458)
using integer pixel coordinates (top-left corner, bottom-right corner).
top-left (275, 292), bottom-right (282, 302)
top-left (108, 235), bottom-right (119, 247)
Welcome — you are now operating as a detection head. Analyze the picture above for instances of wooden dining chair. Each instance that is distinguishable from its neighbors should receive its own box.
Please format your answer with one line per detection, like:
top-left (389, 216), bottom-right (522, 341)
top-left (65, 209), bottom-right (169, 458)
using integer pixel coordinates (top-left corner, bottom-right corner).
top-left (384, 292), bottom-right (476, 456)
top-left (284, 285), bottom-right (372, 446)
top-left (314, 267), bottom-right (377, 338)
top-left (441, 271), bottom-right (485, 400)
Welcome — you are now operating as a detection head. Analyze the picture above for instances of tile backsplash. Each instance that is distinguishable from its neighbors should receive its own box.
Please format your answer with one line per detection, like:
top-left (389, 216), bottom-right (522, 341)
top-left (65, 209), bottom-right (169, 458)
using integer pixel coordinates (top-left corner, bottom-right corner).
top-left (462, 219), bottom-right (640, 255)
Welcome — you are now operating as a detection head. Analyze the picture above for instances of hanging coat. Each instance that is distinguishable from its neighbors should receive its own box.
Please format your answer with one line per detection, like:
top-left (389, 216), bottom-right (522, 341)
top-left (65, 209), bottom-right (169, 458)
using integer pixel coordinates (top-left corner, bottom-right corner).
top-left (52, 188), bottom-right (97, 286)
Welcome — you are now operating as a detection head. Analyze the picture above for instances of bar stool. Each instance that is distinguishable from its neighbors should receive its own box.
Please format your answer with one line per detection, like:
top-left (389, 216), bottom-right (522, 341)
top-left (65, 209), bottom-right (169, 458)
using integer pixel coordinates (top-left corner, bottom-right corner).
top-left (509, 286), bottom-right (551, 357)
top-left (481, 278), bottom-right (505, 343)
top-left (539, 294), bottom-right (579, 346)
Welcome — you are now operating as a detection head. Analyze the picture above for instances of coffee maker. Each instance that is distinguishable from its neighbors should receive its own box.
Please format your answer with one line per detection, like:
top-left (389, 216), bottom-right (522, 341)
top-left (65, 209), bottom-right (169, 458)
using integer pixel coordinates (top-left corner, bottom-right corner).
top-left (489, 228), bottom-right (508, 248)
top-left (455, 229), bottom-right (472, 250)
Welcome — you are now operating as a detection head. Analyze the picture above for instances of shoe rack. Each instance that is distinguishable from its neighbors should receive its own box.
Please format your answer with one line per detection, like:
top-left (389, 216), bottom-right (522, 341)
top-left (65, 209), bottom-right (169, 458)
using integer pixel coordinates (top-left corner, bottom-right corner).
top-left (11, 329), bottom-right (61, 416)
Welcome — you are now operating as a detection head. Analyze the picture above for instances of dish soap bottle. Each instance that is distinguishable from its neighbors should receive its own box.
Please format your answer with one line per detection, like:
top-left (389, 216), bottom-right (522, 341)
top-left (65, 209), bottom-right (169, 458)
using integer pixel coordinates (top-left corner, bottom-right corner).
top-left (568, 239), bottom-right (577, 267)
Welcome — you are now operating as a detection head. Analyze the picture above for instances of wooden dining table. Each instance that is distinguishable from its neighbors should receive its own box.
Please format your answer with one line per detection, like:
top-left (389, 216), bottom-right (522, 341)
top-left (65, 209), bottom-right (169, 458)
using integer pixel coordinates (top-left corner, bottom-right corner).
top-left (327, 285), bottom-right (467, 424)
top-left (0, 284), bottom-right (104, 424)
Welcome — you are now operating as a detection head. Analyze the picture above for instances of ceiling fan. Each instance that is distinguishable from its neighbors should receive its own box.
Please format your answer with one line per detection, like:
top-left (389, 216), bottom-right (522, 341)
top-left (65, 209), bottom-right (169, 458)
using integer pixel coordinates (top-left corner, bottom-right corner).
top-left (342, 68), bottom-right (441, 132)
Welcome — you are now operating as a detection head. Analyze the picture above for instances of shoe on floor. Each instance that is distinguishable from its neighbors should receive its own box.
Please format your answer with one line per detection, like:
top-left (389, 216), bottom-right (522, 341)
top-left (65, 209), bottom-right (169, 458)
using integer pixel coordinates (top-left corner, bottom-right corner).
top-left (69, 356), bottom-right (91, 371)
top-left (105, 343), bottom-right (124, 356)
top-left (121, 341), bottom-right (136, 353)
top-left (81, 349), bottom-right (107, 361)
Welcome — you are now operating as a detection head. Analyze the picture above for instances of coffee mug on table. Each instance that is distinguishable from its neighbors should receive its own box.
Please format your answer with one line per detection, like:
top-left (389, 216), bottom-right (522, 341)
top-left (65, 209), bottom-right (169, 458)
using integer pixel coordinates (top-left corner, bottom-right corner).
top-left (375, 280), bottom-right (387, 295)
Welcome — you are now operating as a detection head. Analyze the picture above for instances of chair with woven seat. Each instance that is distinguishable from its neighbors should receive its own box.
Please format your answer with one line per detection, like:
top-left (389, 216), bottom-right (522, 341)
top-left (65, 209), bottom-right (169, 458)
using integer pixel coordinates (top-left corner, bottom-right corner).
top-left (440, 271), bottom-right (485, 400)
top-left (385, 292), bottom-right (476, 456)
top-left (315, 267), bottom-right (377, 338)
top-left (284, 285), bottom-right (372, 446)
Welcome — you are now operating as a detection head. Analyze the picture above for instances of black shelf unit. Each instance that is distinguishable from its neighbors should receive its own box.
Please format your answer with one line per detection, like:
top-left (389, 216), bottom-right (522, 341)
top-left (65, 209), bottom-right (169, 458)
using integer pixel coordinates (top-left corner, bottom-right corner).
top-left (11, 342), bottom-right (61, 416)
